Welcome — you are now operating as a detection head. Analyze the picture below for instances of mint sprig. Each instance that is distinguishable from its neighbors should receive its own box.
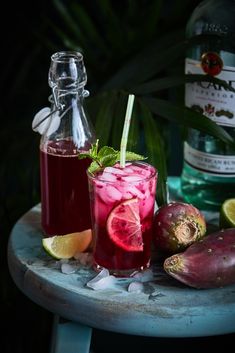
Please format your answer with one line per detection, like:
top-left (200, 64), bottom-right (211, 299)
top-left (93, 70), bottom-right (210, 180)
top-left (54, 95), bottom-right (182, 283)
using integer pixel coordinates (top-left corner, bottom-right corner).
top-left (78, 139), bottom-right (147, 174)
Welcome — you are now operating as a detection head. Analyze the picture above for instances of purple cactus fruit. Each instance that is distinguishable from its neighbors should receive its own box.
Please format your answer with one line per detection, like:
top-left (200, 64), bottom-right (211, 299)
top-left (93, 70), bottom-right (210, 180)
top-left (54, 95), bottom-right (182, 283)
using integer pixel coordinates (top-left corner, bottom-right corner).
top-left (153, 202), bottom-right (206, 254)
top-left (163, 228), bottom-right (235, 288)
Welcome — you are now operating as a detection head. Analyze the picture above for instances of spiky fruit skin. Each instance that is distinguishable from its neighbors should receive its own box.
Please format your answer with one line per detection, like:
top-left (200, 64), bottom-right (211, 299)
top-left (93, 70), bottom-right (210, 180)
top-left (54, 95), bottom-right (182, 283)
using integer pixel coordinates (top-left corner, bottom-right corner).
top-left (164, 228), bottom-right (235, 289)
top-left (153, 202), bottom-right (206, 254)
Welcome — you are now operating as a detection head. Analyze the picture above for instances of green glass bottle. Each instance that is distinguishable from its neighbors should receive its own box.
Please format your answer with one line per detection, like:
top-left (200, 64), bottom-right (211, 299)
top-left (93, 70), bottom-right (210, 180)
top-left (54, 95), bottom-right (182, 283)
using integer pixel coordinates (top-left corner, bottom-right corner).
top-left (181, 0), bottom-right (235, 211)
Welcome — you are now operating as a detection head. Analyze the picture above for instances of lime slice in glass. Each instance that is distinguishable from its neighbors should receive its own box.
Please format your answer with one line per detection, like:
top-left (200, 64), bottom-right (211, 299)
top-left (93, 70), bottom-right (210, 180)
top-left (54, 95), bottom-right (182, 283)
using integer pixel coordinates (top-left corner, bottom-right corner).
top-left (42, 229), bottom-right (92, 259)
top-left (107, 198), bottom-right (143, 252)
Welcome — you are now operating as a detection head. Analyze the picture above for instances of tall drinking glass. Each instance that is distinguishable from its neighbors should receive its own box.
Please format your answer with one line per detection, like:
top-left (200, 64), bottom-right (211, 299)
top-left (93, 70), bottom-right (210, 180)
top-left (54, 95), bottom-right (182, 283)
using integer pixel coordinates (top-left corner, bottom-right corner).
top-left (88, 161), bottom-right (157, 276)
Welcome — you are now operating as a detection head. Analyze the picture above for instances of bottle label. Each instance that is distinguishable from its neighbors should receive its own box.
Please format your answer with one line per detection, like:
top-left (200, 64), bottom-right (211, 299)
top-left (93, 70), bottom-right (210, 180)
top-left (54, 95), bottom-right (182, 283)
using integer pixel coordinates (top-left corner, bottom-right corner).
top-left (184, 142), bottom-right (235, 176)
top-left (185, 58), bottom-right (235, 127)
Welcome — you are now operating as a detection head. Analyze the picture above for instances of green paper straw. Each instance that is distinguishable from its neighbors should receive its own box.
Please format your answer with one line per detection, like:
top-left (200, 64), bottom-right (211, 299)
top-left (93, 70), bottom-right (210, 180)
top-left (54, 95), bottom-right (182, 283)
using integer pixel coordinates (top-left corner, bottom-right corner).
top-left (120, 94), bottom-right (135, 168)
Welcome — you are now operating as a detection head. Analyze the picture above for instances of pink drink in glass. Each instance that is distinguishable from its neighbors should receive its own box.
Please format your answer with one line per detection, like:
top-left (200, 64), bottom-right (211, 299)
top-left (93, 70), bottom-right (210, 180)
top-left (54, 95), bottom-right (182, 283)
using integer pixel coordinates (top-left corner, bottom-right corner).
top-left (88, 161), bottom-right (157, 276)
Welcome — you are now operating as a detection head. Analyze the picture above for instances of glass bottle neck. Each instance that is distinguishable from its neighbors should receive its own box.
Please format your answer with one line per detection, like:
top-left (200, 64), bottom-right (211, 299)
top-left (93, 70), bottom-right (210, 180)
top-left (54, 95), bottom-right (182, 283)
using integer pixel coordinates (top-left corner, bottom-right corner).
top-left (50, 86), bottom-right (89, 111)
top-left (39, 51), bottom-right (95, 150)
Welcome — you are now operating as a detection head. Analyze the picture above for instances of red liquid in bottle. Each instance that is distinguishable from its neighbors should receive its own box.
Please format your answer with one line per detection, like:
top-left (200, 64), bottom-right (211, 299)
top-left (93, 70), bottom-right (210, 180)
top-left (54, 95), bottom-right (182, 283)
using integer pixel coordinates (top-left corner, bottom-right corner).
top-left (40, 139), bottom-right (91, 236)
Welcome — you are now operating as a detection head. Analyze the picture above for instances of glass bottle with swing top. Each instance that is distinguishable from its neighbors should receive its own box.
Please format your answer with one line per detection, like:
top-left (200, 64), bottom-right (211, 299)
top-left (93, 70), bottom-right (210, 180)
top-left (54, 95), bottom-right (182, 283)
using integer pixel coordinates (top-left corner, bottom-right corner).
top-left (33, 51), bottom-right (96, 236)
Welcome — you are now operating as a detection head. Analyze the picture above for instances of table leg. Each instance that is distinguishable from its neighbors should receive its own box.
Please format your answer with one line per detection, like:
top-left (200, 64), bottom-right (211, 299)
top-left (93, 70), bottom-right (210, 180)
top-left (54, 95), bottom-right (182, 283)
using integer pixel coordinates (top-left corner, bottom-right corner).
top-left (50, 315), bottom-right (92, 353)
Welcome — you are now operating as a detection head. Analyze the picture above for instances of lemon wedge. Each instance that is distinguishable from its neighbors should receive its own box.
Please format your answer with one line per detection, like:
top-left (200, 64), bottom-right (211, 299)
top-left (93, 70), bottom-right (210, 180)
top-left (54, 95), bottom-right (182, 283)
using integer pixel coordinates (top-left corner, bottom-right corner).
top-left (42, 229), bottom-right (92, 259)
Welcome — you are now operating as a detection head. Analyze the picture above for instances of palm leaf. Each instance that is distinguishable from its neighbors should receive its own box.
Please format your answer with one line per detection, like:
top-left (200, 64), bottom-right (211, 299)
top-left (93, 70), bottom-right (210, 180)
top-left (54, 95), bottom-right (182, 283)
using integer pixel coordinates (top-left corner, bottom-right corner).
top-left (43, 18), bottom-right (83, 51)
top-left (102, 29), bottom-right (184, 90)
top-left (71, 2), bottom-right (108, 53)
top-left (143, 97), bottom-right (235, 145)
top-left (94, 0), bottom-right (125, 51)
top-left (111, 93), bottom-right (128, 149)
top-left (132, 74), bottom-right (235, 94)
top-left (141, 0), bottom-right (163, 37)
top-left (53, 0), bottom-right (85, 42)
top-left (94, 91), bottom-right (117, 146)
top-left (127, 106), bottom-right (140, 152)
top-left (140, 101), bottom-right (168, 206)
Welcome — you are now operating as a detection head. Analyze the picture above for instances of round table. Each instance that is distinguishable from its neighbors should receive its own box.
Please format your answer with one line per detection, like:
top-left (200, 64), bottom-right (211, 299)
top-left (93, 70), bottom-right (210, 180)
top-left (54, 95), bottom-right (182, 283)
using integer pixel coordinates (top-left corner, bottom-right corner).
top-left (7, 178), bottom-right (235, 352)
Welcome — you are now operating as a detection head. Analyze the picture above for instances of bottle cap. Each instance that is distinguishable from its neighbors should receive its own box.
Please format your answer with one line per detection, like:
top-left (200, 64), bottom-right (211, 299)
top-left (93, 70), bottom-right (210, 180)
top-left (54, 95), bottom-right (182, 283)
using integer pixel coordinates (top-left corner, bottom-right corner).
top-left (32, 107), bottom-right (60, 136)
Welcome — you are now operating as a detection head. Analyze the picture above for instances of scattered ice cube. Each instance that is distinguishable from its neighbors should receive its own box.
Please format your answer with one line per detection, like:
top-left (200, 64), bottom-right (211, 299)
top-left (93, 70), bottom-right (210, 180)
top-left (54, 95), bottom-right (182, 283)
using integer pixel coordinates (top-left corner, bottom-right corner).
top-left (128, 281), bottom-right (144, 293)
top-left (61, 262), bottom-right (79, 274)
top-left (132, 269), bottom-right (154, 282)
top-left (30, 259), bottom-right (45, 267)
top-left (149, 291), bottom-right (165, 299)
top-left (86, 268), bottom-right (117, 290)
top-left (47, 260), bottom-right (62, 269)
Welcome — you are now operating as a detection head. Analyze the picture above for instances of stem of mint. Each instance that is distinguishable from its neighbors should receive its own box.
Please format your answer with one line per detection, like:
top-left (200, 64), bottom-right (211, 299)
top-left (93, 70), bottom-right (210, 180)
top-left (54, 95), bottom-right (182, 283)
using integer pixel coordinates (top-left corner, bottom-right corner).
top-left (120, 94), bottom-right (135, 168)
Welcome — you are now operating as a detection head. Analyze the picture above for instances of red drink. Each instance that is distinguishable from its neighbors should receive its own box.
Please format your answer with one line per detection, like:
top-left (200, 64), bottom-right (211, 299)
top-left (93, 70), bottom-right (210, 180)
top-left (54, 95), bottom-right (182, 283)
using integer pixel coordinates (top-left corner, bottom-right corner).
top-left (88, 162), bottom-right (157, 276)
top-left (40, 139), bottom-right (91, 236)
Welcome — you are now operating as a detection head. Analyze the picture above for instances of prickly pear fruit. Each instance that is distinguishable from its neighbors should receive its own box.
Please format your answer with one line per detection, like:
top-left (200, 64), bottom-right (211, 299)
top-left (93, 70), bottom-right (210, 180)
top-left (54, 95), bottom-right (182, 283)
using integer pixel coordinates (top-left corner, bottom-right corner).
top-left (153, 202), bottom-right (206, 254)
top-left (164, 228), bottom-right (235, 289)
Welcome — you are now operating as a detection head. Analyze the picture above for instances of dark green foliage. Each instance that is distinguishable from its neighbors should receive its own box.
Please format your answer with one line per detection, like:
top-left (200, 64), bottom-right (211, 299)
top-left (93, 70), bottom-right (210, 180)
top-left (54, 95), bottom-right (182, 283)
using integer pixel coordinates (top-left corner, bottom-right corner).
top-left (48, 0), bottom-right (234, 206)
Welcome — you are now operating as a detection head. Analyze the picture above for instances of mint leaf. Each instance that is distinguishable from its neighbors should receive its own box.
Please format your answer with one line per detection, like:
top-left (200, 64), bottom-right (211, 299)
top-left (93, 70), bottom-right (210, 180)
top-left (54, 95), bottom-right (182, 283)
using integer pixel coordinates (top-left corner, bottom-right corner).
top-left (123, 151), bottom-right (147, 162)
top-left (78, 139), bottom-right (147, 174)
top-left (88, 161), bottom-right (102, 174)
top-left (78, 152), bottom-right (92, 159)
top-left (100, 154), bottom-right (119, 167)
top-left (79, 139), bottom-right (100, 160)
top-left (90, 139), bottom-right (99, 157)
top-left (98, 146), bottom-right (119, 167)
top-left (97, 146), bottom-right (118, 159)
